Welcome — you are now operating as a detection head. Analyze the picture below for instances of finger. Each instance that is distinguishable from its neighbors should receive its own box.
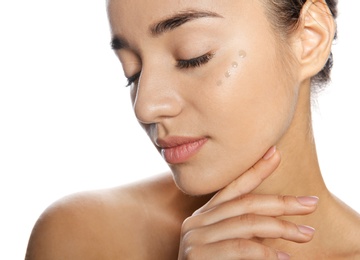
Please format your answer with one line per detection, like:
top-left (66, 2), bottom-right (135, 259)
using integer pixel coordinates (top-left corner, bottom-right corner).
top-left (195, 195), bottom-right (319, 226)
top-left (195, 146), bottom-right (280, 215)
top-left (184, 238), bottom-right (287, 260)
top-left (190, 214), bottom-right (315, 245)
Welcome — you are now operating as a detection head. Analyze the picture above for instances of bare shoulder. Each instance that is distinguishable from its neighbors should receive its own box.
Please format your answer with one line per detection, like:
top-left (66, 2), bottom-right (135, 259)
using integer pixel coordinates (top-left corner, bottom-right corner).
top-left (25, 172), bottom-right (183, 260)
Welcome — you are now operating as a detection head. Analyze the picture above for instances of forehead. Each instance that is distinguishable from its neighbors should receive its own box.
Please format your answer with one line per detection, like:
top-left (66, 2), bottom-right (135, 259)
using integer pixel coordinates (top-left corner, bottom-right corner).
top-left (107, 0), bottom-right (248, 36)
top-left (107, 0), bottom-right (220, 18)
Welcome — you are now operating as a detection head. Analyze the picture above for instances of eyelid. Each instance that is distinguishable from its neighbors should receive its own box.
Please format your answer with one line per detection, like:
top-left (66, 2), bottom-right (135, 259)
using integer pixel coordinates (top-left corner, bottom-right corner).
top-left (124, 52), bottom-right (214, 87)
top-left (117, 51), bottom-right (142, 87)
top-left (125, 71), bottom-right (141, 87)
top-left (176, 52), bottom-right (214, 69)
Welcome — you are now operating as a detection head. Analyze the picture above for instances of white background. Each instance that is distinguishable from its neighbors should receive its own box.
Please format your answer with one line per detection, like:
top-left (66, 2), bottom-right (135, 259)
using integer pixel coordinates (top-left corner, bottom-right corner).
top-left (0, 1), bottom-right (359, 259)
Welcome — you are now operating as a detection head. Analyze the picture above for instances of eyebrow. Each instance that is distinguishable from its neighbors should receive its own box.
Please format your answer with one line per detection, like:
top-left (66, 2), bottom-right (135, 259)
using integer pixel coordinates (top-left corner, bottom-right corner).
top-left (149, 10), bottom-right (223, 37)
top-left (110, 36), bottom-right (128, 50)
top-left (111, 9), bottom-right (222, 50)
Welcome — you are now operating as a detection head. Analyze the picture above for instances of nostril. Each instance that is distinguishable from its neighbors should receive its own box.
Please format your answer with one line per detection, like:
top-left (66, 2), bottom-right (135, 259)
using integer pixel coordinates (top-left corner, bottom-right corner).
top-left (132, 68), bottom-right (183, 124)
top-left (134, 98), bottom-right (182, 124)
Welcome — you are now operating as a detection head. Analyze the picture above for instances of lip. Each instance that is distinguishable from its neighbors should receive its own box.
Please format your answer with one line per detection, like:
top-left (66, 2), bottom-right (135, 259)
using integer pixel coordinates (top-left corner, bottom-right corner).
top-left (156, 136), bottom-right (208, 164)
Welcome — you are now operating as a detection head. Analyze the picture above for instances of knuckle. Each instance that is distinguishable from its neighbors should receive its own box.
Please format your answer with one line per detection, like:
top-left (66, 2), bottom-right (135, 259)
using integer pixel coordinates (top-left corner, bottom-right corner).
top-left (236, 194), bottom-right (256, 211)
top-left (278, 218), bottom-right (289, 231)
top-left (277, 195), bottom-right (288, 214)
top-left (278, 194), bottom-right (295, 206)
top-left (234, 238), bottom-right (252, 251)
top-left (277, 194), bottom-right (287, 205)
top-left (276, 194), bottom-right (298, 215)
top-left (238, 213), bottom-right (257, 227)
top-left (182, 229), bottom-right (198, 246)
top-left (181, 216), bottom-right (194, 234)
top-left (237, 193), bottom-right (253, 202)
top-left (232, 239), bottom-right (276, 259)
top-left (278, 218), bottom-right (299, 237)
top-left (184, 245), bottom-right (202, 260)
top-left (181, 216), bottom-right (206, 238)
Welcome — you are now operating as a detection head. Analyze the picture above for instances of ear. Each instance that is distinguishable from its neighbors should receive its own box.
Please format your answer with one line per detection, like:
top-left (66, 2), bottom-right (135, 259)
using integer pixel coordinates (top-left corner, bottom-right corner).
top-left (293, 0), bottom-right (336, 82)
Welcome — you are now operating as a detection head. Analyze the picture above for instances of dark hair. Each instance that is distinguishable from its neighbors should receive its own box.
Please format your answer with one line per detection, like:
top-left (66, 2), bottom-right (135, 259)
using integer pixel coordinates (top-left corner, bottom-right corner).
top-left (263, 0), bottom-right (338, 88)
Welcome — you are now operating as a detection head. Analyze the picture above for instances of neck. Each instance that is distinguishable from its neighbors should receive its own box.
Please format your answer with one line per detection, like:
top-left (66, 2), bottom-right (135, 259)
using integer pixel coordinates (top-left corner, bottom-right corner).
top-left (252, 81), bottom-right (360, 257)
top-left (178, 80), bottom-right (360, 256)
top-left (254, 81), bottom-right (327, 198)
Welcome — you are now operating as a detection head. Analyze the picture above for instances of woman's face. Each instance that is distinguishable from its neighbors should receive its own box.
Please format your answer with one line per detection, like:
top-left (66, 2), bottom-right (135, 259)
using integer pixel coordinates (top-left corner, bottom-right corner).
top-left (108, 0), bottom-right (301, 195)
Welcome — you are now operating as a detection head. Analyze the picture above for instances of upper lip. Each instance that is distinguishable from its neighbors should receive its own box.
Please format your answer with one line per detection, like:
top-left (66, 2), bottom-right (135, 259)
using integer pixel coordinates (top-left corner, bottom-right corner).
top-left (156, 136), bottom-right (207, 149)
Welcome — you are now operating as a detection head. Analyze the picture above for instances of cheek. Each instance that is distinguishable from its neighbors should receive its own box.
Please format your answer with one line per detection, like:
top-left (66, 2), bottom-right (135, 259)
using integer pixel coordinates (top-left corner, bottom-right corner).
top-left (171, 57), bottom-right (299, 196)
top-left (215, 50), bottom-right (247, 87)
top-left (203, 47), bottom-right (298, 154)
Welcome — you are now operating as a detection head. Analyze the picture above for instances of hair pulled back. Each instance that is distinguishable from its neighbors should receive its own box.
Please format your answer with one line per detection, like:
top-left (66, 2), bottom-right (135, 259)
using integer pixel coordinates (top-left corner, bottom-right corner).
top-left (264, 0), bottom-right (338, 88)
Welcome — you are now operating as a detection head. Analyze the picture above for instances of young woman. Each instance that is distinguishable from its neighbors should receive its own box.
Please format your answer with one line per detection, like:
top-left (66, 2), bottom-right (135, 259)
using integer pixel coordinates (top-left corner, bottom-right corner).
top-left (26, 0), bottom-right (360, 259)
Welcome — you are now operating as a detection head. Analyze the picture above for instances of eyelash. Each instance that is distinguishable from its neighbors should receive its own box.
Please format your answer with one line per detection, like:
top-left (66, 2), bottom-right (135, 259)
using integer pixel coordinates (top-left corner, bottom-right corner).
top-left (125, 52), bottom-right (214, 87)
top-left (176, 52), bottom-right (214, 69)
top-left (126, 71), bottom-right (141, 87)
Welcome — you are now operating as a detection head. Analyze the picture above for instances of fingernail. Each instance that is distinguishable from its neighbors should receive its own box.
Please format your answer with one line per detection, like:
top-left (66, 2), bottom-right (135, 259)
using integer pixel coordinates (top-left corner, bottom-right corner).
top-left (296, 196), bottom-right (319, 206)
top-left (277, 251), bottom-right (291, 260)
top-left (298, 225), bottom-right (315, 235)
top-left (263, 146), bottom-right (277, 160)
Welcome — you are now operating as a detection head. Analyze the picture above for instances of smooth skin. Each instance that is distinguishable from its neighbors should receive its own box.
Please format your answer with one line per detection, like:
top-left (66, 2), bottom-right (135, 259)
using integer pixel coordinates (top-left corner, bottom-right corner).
top-left (26, 0), bottom-right (360, 259)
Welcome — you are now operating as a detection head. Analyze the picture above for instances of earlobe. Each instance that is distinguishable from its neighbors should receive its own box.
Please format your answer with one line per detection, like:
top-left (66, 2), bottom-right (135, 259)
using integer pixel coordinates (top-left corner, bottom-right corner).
top-left (296, 0), bottom-right (336, 81)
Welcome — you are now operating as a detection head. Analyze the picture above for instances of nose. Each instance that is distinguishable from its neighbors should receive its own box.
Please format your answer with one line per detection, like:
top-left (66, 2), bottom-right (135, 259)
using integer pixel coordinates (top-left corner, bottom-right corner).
top-left (132, 68), bottom-right (182, 124)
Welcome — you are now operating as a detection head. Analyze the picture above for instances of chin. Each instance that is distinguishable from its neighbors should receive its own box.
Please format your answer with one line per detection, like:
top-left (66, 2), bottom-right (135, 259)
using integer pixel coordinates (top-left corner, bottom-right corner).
top-left (168, 142), bottom-right (271, 196)
top-left (175, 182), bottom-right (218, 197)
top-left (170, 165), bottom-right (232, 196)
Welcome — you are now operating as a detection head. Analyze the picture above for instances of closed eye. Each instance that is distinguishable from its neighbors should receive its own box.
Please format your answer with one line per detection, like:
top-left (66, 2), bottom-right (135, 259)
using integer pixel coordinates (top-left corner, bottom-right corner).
top-left (125, 71), bottom-right (141, 87)
top-left (176, 52), bottom-right (214, 69)
top-left (124, 52), bottom-right (214, 87)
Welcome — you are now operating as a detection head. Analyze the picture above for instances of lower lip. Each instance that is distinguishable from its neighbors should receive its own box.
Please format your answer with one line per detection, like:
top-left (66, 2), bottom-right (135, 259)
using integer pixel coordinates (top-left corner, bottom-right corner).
top-left (161, 138), bottom-right (208, 164)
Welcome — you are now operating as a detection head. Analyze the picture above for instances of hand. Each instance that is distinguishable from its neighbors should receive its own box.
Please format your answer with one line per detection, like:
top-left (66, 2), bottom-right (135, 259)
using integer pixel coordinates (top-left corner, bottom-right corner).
top-left (178, 147), bottom-right (318, 260)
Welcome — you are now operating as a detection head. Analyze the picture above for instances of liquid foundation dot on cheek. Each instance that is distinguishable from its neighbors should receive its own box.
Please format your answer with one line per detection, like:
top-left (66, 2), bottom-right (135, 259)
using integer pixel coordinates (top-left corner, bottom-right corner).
top-left (239, 50), bottom-right (247, 58)
top-left (215, 50), bottom-right (246, 87)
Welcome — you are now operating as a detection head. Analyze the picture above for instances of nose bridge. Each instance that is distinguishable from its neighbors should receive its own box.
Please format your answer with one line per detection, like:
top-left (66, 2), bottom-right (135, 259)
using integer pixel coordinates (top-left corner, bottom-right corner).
top-left (133, 64), bottom-right (182, 124)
